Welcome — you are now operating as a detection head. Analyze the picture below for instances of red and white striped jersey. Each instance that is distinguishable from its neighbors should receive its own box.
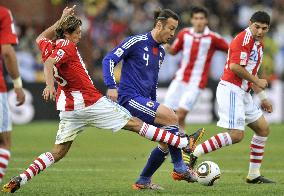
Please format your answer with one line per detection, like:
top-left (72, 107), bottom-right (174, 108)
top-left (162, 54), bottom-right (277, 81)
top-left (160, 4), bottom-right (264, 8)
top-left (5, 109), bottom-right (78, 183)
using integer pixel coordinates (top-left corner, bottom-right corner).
top-left (38, 38), bottom-right (102, 111)
top-left (171, 27), bottom-right (228, 89)
top-left (221, 27), bottom-right (264, 92)
top-left (0, 6), bottom-right (18, 92)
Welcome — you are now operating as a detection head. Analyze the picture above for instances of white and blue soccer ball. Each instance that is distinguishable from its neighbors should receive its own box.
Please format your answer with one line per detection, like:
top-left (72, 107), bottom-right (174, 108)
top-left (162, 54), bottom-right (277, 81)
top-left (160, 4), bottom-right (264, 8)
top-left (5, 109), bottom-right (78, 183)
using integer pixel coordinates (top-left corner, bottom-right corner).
top-left (196, 161), bottom-right (221, 186)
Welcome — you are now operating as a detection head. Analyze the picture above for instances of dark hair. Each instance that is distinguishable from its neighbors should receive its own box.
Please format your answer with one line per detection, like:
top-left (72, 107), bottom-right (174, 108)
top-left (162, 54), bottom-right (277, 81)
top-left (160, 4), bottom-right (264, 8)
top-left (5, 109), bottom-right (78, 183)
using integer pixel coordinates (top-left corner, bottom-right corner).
top-left (55, 15), bottom-right (82, 39)
top-left (190, 6), bottom-right (208, 18)
top-left (250, 11), bottom-right (270, 25)
top-left (153, 8), bottom-right (179, 27)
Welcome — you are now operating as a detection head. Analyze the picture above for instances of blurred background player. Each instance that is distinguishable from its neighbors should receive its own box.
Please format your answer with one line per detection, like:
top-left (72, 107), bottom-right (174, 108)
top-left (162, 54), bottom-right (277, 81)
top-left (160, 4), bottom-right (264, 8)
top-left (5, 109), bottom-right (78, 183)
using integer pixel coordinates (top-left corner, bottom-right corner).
top-left (0, 6), bottom-right (25, 183)
top-left (2, 6), bottom-right (197, 193)
top-left (164, 6), bottom-right (228, 131)
top-left (103, 8), bottom-right (205, 190)
top-left (188, 11), bottom-right (275, 184)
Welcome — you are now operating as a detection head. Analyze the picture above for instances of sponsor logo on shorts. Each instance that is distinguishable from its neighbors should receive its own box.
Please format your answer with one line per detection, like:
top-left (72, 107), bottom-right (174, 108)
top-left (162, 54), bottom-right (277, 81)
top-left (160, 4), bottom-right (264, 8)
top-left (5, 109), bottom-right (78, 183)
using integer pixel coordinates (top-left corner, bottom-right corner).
top-left (146, 101), bottom-right (155, 108)
top-left (237, 118), bottom-right (245, 126)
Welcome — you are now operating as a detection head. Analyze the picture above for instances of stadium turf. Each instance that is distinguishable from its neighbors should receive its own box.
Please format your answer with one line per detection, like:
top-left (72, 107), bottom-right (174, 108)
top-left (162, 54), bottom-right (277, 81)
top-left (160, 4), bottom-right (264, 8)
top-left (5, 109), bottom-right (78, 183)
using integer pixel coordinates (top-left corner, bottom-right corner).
top-left (3, 122), bottom-right (283, 195)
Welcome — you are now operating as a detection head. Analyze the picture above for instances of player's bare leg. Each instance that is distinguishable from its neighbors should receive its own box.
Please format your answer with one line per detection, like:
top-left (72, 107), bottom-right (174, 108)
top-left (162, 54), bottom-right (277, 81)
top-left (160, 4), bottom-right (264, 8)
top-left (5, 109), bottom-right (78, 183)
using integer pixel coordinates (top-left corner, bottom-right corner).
top-left (246, 115), bottom-right (275, 183)
top-left (0, 132), bottom-right (11, 183)
top-left (176, 108), bottom-right (189, 131)
top-left (2, 142), bottom-right (73, 193)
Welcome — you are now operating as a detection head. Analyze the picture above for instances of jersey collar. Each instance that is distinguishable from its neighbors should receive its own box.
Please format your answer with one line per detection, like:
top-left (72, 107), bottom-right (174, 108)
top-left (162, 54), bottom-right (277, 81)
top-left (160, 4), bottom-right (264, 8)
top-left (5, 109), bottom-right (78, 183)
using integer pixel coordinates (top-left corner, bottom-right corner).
top-left (189, 26), bottom-right (210, 37)
top-left (148, 32), bottom-right (160, 46)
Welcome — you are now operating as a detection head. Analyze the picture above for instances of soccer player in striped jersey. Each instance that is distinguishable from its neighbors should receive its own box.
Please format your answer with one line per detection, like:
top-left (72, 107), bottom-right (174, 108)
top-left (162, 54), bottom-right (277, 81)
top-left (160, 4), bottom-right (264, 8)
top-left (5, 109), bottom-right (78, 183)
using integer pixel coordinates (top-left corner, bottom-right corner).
top-left (164, 6), bottom-right (228, 131)
top-left (2, 6), bottom-right (198, 193)
top-left (188, 11), bottom-right (275, 184)
top-left (103, 9), bottom-right (205, 190)
top-left (0, 6), bottom-right (25, 183)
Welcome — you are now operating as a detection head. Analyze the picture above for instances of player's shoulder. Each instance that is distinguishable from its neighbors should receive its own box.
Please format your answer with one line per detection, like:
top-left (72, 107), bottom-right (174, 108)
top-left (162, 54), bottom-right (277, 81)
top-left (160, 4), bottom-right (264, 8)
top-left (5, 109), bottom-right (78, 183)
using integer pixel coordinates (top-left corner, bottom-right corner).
top-left (233, 28), bottom-right (253, 47)
top-left (209, 30), bottom-right (223, 39)
top-left (121, 33), bottom-right (148, 49)
top-left (178, 27), bottom-right (191, 35)
top-left (0, 6), bottom-right (10, 17)
top-left (55, 39), bottom-right (76, 50)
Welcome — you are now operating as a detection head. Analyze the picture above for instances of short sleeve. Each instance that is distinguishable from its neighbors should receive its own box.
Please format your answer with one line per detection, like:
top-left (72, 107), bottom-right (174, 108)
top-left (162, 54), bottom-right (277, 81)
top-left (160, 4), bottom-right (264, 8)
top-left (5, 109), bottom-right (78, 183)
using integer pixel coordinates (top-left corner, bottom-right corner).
top-left (170, 29), bottom-right (186, 54)
top-left (50, 40), bottom-right (75, 64)
top-left (229, 35), bottom-right (251, 66)
top-left (0, 7), bottom-right (18, 45)
top-left (37, 38), bottom-right (54, 62)
top-left (212, 33), bottom-right (229, 52)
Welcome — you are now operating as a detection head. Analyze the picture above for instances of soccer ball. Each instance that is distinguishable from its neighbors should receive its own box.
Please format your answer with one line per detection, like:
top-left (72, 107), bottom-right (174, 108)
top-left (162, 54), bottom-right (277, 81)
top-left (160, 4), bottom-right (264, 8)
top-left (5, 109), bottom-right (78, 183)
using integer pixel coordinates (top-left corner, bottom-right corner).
top-left (196, 161), bottom-right (221, 186)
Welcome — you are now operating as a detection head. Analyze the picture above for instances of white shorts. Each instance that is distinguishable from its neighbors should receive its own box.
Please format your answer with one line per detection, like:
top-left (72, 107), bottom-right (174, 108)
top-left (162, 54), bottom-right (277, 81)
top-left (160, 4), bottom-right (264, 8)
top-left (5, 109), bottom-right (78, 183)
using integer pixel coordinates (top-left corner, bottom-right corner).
top-left (164, 79), bottom-right (201, 111)
top-left (216, 80), bottom-right (263, 131)
top-left (0, 93), bottom-right (12, 132)
top-left (55, 96), bottom-right (132, 144)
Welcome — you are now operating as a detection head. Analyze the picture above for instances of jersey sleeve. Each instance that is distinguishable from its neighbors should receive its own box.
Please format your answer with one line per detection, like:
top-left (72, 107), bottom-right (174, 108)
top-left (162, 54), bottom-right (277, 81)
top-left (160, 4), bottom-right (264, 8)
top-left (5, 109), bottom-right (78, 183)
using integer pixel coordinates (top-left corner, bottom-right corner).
top-left (212, 33), bottom-right (229, 52)
top-left (37, 38), bottom-right (53, 62)
top-left (0, 7), bottom-right (18, 45)
top-left (229, 35), bottom-right (252, 66)
top-left (102, 36), bottom-right (135, 89)
top-left (170, 29), bottom-right (185, 54)
top-left (50, 40), bottom-right (75, 65)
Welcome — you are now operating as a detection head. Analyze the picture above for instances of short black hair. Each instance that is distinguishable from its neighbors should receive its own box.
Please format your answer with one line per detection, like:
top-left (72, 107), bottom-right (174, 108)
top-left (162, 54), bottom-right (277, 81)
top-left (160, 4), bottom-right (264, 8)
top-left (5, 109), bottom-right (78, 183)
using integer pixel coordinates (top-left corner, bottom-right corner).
top-left (250, 11), bottom-right (270, 25)
top-left (190, 6), bottom-right (208, 18)
top-left (153, 8), bottom-right (179, 27)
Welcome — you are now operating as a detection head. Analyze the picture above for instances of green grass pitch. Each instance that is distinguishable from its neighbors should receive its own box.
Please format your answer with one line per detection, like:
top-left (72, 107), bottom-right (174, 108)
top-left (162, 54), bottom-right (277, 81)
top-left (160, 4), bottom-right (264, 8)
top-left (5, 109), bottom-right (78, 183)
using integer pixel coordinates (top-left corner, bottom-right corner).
top-left (2, 122), bottom-right (284, 195)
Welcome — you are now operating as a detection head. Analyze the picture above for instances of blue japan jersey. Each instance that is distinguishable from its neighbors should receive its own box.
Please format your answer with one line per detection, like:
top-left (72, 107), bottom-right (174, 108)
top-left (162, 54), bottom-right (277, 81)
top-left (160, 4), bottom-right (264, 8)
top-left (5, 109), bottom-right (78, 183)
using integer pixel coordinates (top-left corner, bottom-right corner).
top-left (102, 32), bottom-right (165, 105)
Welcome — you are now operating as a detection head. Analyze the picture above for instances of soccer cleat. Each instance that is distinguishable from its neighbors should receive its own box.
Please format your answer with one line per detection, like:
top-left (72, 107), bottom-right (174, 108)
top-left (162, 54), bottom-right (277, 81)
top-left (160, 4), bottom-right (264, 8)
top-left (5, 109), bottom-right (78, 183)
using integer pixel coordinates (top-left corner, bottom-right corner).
top-left (246, 176), bottom-right (275, 184)
top-left (2, 176), bottom-right (22, 193)
top-left (171, 168), bottom-right (197, 183)
top-left (132, 182), bottom-right (164, 190)
top-left (186, 153), bottom-right (198, 169)
top-left (183, 128), bottom-right (206, 154)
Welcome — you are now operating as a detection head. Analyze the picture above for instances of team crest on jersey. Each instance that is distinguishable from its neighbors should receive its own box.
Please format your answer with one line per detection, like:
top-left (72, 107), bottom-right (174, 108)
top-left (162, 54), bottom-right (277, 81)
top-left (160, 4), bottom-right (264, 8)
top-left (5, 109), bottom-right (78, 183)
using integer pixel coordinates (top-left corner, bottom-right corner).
top-left (240, 52), bottom-right (247, 60)
top-left (57, 49), bottom-right (65, 58)
top-left (114, 48), bottom-right (124, 57)
top-left (146, 101), bottom-right (155, 108)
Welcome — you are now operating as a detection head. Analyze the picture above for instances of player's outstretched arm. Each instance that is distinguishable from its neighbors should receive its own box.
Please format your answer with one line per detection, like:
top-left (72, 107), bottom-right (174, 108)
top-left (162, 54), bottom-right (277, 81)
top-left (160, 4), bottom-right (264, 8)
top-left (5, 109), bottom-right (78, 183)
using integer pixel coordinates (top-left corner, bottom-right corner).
top-left (42, 57), bottom-right (56, 101)
top-left (36, 5), bottom-right (76, 44)
top-left (230, 63), bottom-right (268, 90)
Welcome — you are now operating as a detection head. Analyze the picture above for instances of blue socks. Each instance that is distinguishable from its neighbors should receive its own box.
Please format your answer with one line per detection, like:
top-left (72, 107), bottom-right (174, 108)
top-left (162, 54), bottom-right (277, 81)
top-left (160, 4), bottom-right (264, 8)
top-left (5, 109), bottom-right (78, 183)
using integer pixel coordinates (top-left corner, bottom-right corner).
top-left (136, 125), bottom-right (187, 184)
top-left (165, 125), bottom-right (187, 173)
top-left (136, 147), bottom-right (168, 184)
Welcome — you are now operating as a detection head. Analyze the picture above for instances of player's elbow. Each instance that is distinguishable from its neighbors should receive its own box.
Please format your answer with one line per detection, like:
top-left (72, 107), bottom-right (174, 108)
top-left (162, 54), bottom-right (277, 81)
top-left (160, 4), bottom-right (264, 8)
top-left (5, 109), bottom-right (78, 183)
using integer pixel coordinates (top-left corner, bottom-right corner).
top-left (35, 36), bottom-right (42, 44)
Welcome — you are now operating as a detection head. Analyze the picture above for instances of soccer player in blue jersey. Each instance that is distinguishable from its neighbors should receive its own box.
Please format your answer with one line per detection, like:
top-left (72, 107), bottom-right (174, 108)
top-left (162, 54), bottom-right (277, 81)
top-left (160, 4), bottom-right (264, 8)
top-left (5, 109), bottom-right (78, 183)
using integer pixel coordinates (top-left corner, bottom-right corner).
top-left (103, 8), bottom-right (205, 190)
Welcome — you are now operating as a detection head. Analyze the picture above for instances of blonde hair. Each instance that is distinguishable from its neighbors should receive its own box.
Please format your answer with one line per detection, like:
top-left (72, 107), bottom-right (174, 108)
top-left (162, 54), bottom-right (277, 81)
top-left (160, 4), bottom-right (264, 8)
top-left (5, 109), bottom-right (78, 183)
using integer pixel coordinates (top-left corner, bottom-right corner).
top-left (55, 15), bottom-right (82, 39)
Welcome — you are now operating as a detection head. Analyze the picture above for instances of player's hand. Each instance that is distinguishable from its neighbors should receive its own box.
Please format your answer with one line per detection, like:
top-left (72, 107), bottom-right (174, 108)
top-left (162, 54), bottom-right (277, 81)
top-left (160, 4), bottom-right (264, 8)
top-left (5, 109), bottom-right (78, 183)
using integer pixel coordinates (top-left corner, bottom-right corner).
top-left (260, 99), bottom-right (273, 113)
top-left (61, 5), bottom-right (76, 19)
top-left (42, 85), bottom-right (56, 102)
top-left (14, 88), bottom-right (25, 106)
top-left (107, 88), bottom-right (118, 102)
top-left (255, 78), bottom-right (268, 90)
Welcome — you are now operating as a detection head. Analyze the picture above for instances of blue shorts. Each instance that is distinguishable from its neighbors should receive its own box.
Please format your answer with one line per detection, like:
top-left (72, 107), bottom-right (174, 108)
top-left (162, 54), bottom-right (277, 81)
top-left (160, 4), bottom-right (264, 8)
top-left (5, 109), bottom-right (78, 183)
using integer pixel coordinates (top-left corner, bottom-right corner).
top-left (121, 96), bottom-right (160, 124)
